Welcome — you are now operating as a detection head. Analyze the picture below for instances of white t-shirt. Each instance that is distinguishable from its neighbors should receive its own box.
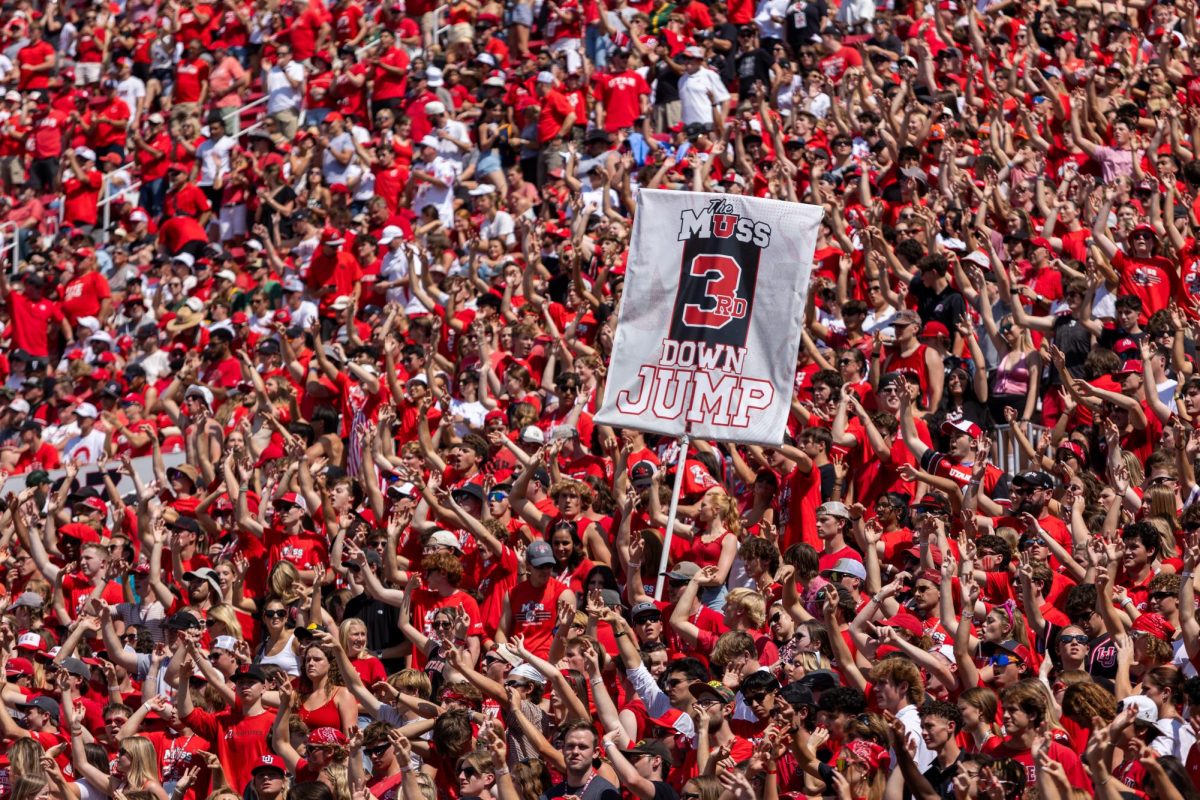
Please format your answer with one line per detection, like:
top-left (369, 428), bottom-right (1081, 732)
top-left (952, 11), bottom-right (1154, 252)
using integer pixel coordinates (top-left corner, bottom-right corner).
top-left (380, 247), bottom-right (412, 306)
top-left (432, 119), bottom-right (471, 167)
top-left (66, 428), bottom-right (108, 465)
top-left (413, 156), bottom-right (459, 226)
top-left (265, 61), bottom-right (305, 113)
top-left (197, 134), bottom-right (236, 187)
top-left (480, 211), bottom-right (515, 247)
top-left (117, 76), bottom-right (146, 120)
top-left (678, 67), bottom-right (731, 127)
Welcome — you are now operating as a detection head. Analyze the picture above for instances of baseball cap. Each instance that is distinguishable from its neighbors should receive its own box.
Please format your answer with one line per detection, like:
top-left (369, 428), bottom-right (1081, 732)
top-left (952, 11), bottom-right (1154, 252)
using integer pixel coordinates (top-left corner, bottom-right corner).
top-left (630, 460), bottom-right (656, 489)
top-left (665, 561), bottom-right (700, 581)
top-left (892, 309), bottom-right (921, 327)
top-left (379, 225), bottom-right (405, 245)
top-left (536, 70), bottom-right (556, 84)
top-left (630, 601), bottom-right (660, 621)
top-left (276, 491), bottom-right (307, 512)
top-left (424, 100), bottom-right (447, 116)
top-left (5, 657), bottom-right (34, 677)
top-left (919, 321), bottom-right (950, 339)
top-left (18, 696), bottom-right (61, 718)
top-left (1012, 471), bottom-right (1054, 490)
top-left (252, 755), bottom-right (287, 776)
top-left (940, 419), bottom-right (982, 439)
top-left (816, 501), bottom-right (851, 520)
top-left (620, 739), bottom-right (673, 766)
top-left (689, 680), bottom-right (735, 704)
top-left (182, 567), bottom-right (222, 595)
top-left (1117, 695), bottom-right (1159, 726)
top-left (212, 635), bottom-right (239, 652)
top-left (519, 425), bottom-right (545, 445)
top-left (526, 540), bottom-right (556, 567)
top-left (165, 611), bottom-right (203, 630)
top-left (10, 592), bottom-right (44, 610)
top-left (427, 529), bottom-right (463, 551)
top-left (820, 558), bottom-right (867, 581)
top-left (233, 664), bottom-right (269, 683)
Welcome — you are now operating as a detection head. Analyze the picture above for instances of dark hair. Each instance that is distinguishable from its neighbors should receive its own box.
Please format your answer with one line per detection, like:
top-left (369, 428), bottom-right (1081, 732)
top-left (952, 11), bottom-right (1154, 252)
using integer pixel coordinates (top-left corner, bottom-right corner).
top-left (1064, 584), bottom-right (1098, 625)
top-left (1122, 521), bottom-right (1164, 559)
top-left (460, 433), bottom-right (489, 459)
top-left (738, 536), bottom-right (780, 575)
top-left (289, 784), bottom-right (334, 800)
top-left (741, 671), bottom-right (781, 696)
top-left (975, 534), bottom-right (1012, 564)
top-left (661, 657), bottom-right (709, 690)
top-left (1115, 294), bottom-right (1144, 313)
top-left (918, 699), bottom-right (963, 733)
top-left (817, 686), bottom-right (867, 715)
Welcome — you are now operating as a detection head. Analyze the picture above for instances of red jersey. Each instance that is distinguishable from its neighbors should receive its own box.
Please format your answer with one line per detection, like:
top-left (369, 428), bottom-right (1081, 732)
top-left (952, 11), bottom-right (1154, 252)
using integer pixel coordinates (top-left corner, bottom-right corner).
top-left (183, 701), bottom-right (277, 795)
top-left (506, 578), bottom-right (570, 658)
top-left (61, 271), bottom-right (111, 325)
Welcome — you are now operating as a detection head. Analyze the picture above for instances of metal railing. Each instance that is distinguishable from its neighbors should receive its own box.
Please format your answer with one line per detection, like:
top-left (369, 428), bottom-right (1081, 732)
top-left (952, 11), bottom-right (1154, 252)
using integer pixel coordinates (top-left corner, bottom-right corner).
top-left (993, 422), bottom-right (1051, 475)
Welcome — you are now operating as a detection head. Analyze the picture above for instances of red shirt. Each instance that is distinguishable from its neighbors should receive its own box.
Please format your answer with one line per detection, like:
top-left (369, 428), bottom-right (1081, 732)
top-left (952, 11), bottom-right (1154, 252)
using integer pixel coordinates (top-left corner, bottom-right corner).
top-left (594, 70), bottom-right (651, 131)
top-left (17, 41), bottom-right (55, 90)
top-left (264, 527), bottom-right (329, 573)
top-left (184, 701), bottom-right (277, 795)
top-left (290, 0), bottom-right (332, 61)
top-left (32, 109), bottom-right (69, 159)
top-left (1114, 250), bottom-right (1180, 324)
top-left (372, 47), bottom-right (410, 101)
top-left (75, 26), bottom-right (107, 63)
top-left (537, 88), bottom-right (577, 143)
top-left (6, 289), bottom-right (63, 358)
top-left (174, 58), bottom-right (211, 105)
top-left (63, 170), bottom-right (103, 226)
top-left (506, 578), bottom-right (570, 658)
top-left (92, 98), bottom-right (130, 149)
top-left (61, 270), bottom-right (111, 325)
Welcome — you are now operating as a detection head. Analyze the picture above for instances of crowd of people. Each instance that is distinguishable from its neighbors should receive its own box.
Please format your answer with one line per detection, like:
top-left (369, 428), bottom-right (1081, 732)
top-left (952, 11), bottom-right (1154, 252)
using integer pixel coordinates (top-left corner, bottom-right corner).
top-left (5, 0), bottom-right (1200, 799)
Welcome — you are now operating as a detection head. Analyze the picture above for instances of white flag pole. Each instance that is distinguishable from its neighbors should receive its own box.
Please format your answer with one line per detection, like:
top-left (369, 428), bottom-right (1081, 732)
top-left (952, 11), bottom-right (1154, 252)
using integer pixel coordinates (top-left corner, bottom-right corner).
top-left (653, 430), bottom-right (691, 601)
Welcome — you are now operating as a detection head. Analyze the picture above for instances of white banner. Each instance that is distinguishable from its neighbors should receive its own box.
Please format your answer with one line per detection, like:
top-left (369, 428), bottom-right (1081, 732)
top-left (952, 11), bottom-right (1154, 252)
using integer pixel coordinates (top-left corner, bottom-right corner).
top-left (596, 189), bottom-right (824, 446)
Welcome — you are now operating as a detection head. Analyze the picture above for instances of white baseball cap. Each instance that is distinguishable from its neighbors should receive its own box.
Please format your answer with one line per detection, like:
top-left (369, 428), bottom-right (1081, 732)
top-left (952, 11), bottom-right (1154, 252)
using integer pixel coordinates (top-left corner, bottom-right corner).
top-left (424, 100), bottom-right (446, 115)
top-left (75, 402), bottom-right (99, 419)
top-left (379, 225), bottom-right (405, 245)
top-left (536, 70), bottom-right (556, 84)
top-left (426, 67), bottom-right (444, 88)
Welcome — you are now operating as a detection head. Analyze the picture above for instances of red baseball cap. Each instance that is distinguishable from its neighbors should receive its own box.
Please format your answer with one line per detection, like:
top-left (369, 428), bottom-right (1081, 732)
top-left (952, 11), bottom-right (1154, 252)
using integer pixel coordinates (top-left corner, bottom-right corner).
top-left (919, 321), bottom-right (949, 339)
top-left (940, 419), bottom-right (982, 439)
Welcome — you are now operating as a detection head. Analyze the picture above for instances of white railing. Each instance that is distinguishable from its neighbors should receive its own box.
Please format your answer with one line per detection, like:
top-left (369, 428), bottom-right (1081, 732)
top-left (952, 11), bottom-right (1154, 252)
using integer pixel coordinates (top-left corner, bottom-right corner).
top-left (0, 221), bottom-right (19, 275)
top-left (99, 175), bottom-right (143, 232)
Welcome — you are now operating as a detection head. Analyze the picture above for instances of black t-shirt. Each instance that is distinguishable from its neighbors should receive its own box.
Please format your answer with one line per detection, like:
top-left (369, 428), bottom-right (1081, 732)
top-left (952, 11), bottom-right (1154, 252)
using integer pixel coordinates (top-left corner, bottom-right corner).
top-left (784, 0), bottom-right (826, 52)
top-left (344, 594), bottom-right (404, 672)
top-left (734, 48), bottom-right (774, 92)
top-left (652, 59), bottom-right (681, 105)
top-left (908, 277), bottom-right (966, 331)
top-left (1049, 315), bottom-right (1092, 386)
top-left (1040, 622), bottom-right (1118, 680)
top-left (923, 752), bottom-right (963, 799)
top-left (541, 775), bottom-right (623, 800)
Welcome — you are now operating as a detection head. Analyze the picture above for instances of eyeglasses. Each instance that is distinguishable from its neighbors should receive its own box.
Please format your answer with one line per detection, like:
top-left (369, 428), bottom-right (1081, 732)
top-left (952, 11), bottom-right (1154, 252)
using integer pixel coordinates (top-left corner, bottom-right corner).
top-left (1059, 634), bottom-right (1089, 645)
top-left (264, 609), bottom-right (288, 619)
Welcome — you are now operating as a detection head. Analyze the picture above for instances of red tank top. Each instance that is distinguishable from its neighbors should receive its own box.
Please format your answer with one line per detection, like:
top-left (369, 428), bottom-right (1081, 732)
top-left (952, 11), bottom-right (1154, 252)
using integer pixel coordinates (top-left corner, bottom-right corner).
top-left (883, 343), bottom-right (931, 402)
top-left (298, 688), bottom-right (344, 732)
top-left (688, 530), bottom-right (733, 568)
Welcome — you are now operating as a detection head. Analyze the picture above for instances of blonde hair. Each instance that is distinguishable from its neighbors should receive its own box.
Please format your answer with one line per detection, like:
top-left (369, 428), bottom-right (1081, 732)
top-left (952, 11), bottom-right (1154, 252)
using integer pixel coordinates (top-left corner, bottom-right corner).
top-left (207, 604), bottom-right (244, 640)
top-left (707, 491), bottom-right (742, 533)
top-left (391, 668), bottom-right (431, 700)
top-left (120, 737), bottom-right (162, 792)
top-left (725, 588), bottom-right (766, 628)
top-left (268, 561), bottom-right (304, 605)
top-left (339, 618), bottom-right (368, 656)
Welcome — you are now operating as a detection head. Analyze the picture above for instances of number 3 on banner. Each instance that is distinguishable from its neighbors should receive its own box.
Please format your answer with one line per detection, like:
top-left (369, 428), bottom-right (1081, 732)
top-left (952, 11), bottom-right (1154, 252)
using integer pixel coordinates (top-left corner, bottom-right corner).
top-left (681, 254), bottom-right (747, 330)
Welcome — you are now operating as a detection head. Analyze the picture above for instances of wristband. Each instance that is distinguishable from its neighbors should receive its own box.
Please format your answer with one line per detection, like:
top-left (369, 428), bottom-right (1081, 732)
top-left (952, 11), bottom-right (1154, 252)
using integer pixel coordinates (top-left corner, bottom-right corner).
top-left (1183, 571), bottom-right (1194, 578)
top-left (628, 561), bottom-right (642, 568)
top-left (494, 768), bottom-right (510, 778)
top-left (614, 631), bottom-right (627, 638)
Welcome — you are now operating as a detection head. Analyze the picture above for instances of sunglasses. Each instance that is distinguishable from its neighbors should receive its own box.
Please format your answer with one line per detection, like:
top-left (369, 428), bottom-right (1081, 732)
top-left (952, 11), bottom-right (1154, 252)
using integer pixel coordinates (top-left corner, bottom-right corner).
top-left (365, 745), bottom-right (391, 757)
top-left (989, 654), bottom-right (1021, 668)
top-left (431, 621), bottom-right (452, 630)
top-left (264, 609), bottom-right (288, 619)
top-left (1059, 634), bottom-right (1089, 645)
top-left (665, 678), bottom-right (686, 688)
top-left (1151, 591), bottom-right (1175, 601)
top-left (487, 491), bottom-right (508, 502)
top-left (504, 680), bottom-right (532, 689)
top-left (458, 767), bottom-right (479, 777)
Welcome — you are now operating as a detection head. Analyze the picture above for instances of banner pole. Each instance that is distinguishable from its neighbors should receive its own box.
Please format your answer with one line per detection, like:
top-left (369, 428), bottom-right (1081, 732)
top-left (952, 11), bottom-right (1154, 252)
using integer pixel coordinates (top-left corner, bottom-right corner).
top-left (654, 431), bottom-right (691, 601)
